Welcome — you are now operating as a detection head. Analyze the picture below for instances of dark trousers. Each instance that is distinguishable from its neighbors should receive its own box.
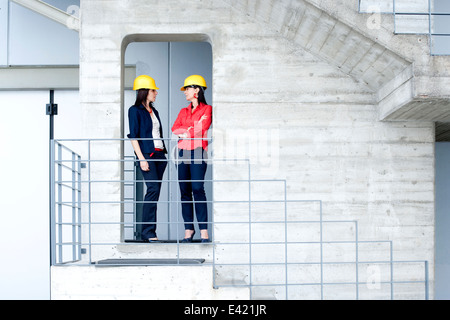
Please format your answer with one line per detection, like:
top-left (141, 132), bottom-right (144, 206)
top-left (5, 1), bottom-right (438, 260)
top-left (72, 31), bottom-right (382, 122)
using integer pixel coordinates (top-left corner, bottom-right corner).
top-left (178, 148), bottom-right (208, 230)
top-left (139, 151), bottom-right (167, 239)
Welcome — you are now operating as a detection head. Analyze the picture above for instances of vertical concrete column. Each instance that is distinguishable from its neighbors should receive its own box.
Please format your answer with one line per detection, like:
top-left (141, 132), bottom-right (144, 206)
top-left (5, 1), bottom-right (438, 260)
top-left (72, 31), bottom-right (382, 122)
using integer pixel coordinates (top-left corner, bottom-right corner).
top-left (80, 1), bottom-right (124, 259)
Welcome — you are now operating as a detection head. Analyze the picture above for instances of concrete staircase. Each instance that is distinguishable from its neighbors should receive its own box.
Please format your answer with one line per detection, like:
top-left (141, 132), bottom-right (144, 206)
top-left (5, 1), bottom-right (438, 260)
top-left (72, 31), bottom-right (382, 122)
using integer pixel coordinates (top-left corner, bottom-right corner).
top-left (223, 0), bottom-right (410, 93)
top-left (222, 0), bottom-right (450, 133)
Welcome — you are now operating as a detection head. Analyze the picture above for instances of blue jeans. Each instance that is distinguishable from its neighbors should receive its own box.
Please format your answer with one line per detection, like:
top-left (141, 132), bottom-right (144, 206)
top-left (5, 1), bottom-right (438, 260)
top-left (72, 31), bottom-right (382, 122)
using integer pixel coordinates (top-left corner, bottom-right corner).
top-left (139, 151), bottom-right (167, 239)
top-left (178, 148), bottom-right (208, 230)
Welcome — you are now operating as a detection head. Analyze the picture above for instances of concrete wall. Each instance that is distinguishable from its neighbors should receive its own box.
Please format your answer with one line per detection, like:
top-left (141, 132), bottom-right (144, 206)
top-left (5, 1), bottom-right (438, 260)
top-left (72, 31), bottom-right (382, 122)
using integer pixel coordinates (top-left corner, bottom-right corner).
top-left (51, 265), bottom-right (249, 300)
top-left (50, 0), bottom-right (437, 299)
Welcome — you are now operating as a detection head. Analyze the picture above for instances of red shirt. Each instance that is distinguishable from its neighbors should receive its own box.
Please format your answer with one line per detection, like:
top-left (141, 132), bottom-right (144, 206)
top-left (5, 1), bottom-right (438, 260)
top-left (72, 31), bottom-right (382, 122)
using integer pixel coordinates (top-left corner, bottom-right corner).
top-left (172, 102), bottom-right (212, 150)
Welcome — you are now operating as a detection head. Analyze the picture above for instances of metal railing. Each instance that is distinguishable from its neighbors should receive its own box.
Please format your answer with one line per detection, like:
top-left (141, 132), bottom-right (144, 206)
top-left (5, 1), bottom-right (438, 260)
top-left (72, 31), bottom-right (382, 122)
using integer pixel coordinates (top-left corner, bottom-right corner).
top-left (359, 0), bottom-right (450, 55)
top-left (51, 140), bottom-right (82, 265)
top-left (50, 138), bottom-right (429, 300)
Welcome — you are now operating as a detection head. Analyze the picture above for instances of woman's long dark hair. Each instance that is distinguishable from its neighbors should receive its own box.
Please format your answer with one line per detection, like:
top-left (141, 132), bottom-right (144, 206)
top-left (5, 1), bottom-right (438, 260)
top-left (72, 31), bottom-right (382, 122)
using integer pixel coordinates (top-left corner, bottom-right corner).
top-left (134, 89), bottom-right (152, 108)
top-left (191, 85), bottom-right (208, 105)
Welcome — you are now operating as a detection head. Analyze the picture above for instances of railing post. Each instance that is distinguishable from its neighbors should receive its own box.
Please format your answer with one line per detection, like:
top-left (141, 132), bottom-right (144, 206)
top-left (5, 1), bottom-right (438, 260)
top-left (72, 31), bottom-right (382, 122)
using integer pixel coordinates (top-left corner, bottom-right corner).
top-left (57, 143), bottom-right (62, 264)
top-left (248, 160), bottom-right (252, 300)
top-left (88, 140), bottom-right (92, 264)
top-left (72, 151), bottom-right (77, 262)
top-left (77, 154), bottom-right (82, 261)
top-left (355, 221), bottom-right (359, 300)
top-left (390, 241), bottom-right (394, 300)
top-left (425, 260), bottom-right (429, 300)
top-left (320, 200), bottom-right (324, 300)
top-left (284, 180), bottom-right (288, 300)
top-left (49, 139), bottom-right (56, 266)
top-left (47, 89), bottom-right (57, 266)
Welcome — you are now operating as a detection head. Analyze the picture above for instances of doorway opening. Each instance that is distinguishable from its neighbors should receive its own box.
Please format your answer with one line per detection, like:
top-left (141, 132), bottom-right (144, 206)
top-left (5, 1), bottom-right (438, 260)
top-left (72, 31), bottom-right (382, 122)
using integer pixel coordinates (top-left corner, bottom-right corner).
top-left (121, 36), bottom-right (213, 243)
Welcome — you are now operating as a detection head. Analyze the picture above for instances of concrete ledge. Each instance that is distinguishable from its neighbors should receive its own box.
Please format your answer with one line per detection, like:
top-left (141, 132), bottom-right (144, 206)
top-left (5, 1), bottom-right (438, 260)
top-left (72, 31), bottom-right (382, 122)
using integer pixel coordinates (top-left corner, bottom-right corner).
top-left (0, 65), bottom-right (136, 90)
top-left (111, 243), bottom-right (214, 263)
top-left (51, 265), bottom-right (249, 300)
top-left (95, 258), bottom-right (206, 266)
top-left (378, 75), bottom-right (415, 120)
top-left (0, 66), bottom-right (79, 90)
top-left (382, 98), bottom-right (450, 122)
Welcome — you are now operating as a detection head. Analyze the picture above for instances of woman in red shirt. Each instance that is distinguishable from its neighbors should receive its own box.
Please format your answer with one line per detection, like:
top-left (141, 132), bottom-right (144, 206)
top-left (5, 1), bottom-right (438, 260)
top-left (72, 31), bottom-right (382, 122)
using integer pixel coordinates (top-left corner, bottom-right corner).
top-left (172, 75), bottom-right (212, 243)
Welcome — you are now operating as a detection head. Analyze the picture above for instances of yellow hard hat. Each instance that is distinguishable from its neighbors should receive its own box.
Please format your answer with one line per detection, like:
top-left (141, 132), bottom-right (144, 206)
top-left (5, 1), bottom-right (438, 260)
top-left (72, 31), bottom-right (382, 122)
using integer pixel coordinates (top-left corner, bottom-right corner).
top-left (133, 75), bottom-right (159, 90)
top-left (180, 75), bottom-right (207, 91)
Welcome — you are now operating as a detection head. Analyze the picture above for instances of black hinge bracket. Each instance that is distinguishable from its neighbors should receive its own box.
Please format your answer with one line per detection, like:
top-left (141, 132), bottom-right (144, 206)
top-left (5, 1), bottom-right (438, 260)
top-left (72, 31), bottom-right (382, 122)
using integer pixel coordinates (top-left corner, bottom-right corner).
top-left (46, 103), bottom-right (58, 116)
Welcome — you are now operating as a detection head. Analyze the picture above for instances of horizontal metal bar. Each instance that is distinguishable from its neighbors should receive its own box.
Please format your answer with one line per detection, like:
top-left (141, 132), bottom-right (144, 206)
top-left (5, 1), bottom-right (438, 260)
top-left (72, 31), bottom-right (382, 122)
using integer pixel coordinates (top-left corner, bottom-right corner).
top-left (55, 138), bottom-right (212, 142)
top-left (55, 183), bottom-right (80, 192)
top-left (54, 221), bottom-right (313, 225)
top-left (395, 32), bottom-right (450, 37)
top-left (55, 178), bottom-right (291, 183)
top-left (54, 220), bottom-right (359, 226)
top-left (56, 202), bottom-right (79, 209)
top-left (54, 159), bottom-right (247, 163)
top-left (54, 239), bottom-right (400, 247)
top-left (55, 199), bottom-right (319, 205)
top-left (55, 162), bottom-right (81, 172)
top-left (217, 280), bottom-right (428, 287)
top-left (55, 141), bottom-right (83, 153)
top-left (359, 10), bottom-right (450, 16)
top-left (53, 219), bottom-right (362, 226)
top-left (212, 260), bottom-right (428, 266)
top-left (393, 12), bottom-right (450, 16)
top-left (53, 240), bottom-right (381, 246)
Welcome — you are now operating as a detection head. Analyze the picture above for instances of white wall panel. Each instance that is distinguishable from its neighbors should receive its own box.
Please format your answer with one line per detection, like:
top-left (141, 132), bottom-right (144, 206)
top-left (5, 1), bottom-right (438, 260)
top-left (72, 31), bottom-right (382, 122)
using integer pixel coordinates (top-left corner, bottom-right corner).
top-left (0, 91), bottom-right (50, 299)
top-left (0, 0), bottom-right (8, 66)
top-left (0, 89), bottom-right (81, 299)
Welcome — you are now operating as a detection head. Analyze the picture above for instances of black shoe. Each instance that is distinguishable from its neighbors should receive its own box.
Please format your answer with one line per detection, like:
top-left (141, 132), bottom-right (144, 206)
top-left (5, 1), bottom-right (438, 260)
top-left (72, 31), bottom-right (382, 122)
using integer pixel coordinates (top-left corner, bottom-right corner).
top-left (181, 230), bottom-right (195, 243)
top-left (200, 238), bottom-right (211, 243)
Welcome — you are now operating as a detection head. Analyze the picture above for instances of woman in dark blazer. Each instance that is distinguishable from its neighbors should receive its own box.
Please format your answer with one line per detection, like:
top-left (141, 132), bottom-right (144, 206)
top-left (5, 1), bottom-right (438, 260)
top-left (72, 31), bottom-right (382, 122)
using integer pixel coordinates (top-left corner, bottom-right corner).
top-left (128, 75), bottom-right (167, 242)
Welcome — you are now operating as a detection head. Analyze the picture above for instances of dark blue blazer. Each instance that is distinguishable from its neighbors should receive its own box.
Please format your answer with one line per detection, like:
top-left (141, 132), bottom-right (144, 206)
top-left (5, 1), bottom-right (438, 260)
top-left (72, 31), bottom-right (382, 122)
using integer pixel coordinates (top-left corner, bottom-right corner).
top-left (127, 104), bottom-right (167, 154)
